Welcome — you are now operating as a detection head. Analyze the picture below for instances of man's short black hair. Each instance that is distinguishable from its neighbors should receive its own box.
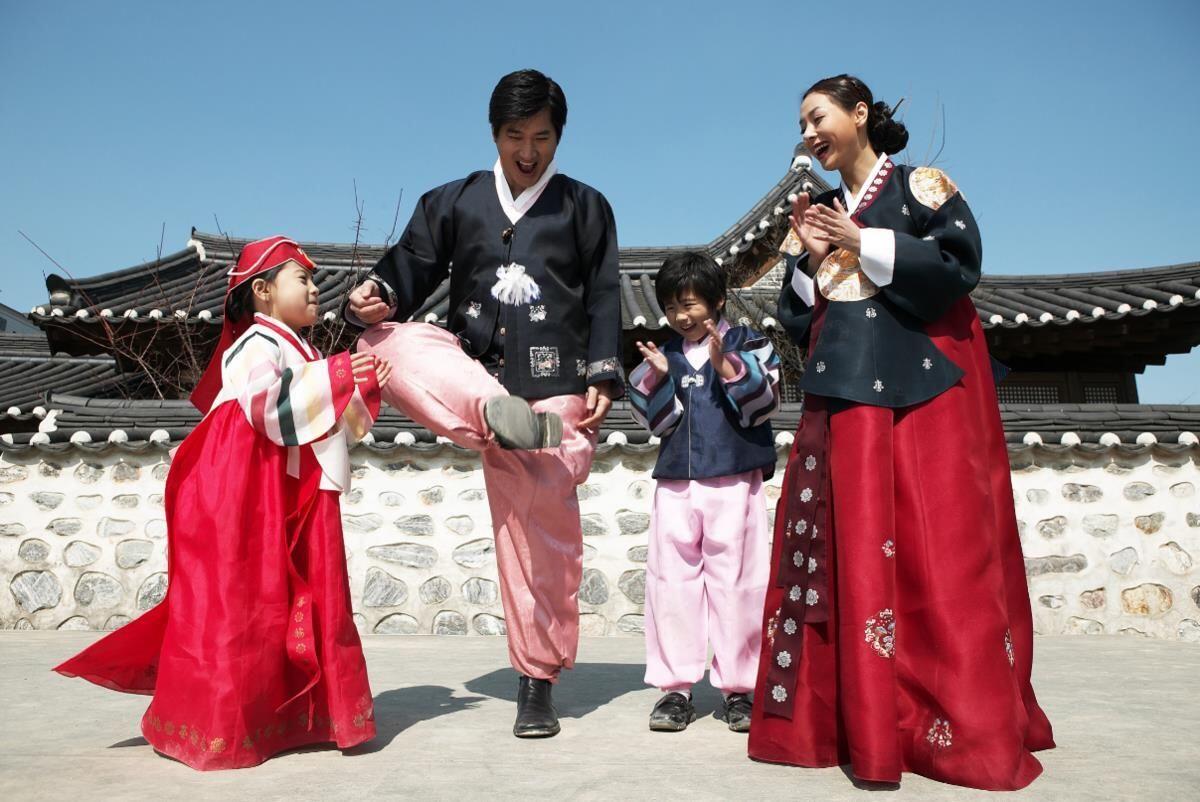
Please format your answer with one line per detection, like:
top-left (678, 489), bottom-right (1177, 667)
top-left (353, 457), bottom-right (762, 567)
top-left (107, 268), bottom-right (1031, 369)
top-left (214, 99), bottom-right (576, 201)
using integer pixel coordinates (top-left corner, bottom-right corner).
top-left (655, 251), bottom-right (727, 312)
top-left (489, 69), bottom-right (568, 139)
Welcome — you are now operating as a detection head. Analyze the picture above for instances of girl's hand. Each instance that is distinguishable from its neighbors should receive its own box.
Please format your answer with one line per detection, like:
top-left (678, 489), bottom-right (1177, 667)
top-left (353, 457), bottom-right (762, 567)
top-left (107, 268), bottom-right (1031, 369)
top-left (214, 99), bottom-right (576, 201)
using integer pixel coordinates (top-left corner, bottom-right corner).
top-left (374, 358), bottom-right (393, 387)
top-left (704, 320), bottom-right (737, 380)
top-left (791, 193), bottom-right (831, 273)
top-left (352, 352), bottom-right (379, 384)
top-left (635, 340), bottom-right (669, 377)
top-left (805, 198), bottom-right (862, 254)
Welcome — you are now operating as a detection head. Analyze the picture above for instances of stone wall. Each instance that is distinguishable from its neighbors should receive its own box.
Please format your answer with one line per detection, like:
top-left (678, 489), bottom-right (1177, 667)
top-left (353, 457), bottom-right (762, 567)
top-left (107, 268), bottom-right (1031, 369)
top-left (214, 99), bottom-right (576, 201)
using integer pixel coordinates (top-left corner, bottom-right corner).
top-left (2, 443), bottom-right (1198, 640)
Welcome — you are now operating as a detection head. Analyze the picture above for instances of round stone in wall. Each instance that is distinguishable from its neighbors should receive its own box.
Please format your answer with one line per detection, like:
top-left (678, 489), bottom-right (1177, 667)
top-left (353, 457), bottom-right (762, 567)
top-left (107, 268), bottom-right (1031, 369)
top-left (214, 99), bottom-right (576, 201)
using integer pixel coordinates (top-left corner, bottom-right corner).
top-left (1079, 588), bottom-right (1106, 610)
top-left (363, 567), bottom-right (409, 608)
top-left (0, 522), bottom-right (28, 537)
top-left (581, 543), bottom-right (597, 563)
top-left (76, 495), bottom-right (102, 510)
top-left (136, 573), bottom-right (168, 611)
top-left (433, 610), bottom-right (468, 635)
top-left (98, 517), bottom-right (135, 538)
top-left (10, 570), bottom-right (62, 613)
top-left (30, 491), bottom-right (65, 511)
top-left (1179, 620), bottom-right (1200, 643)
top-left (394, 514), bottom-right (435, 537)
top-left (1122, 482), bottom-right (1156, 501)
top-left (1120, 583), bottom-right (1173, 616)
top-left (581, 513), bottom-right (608, 537)
top-left (1038, 595), bottom-right (1065, 609)
top-left (462, 577), bottom-right (498, 606)
top-left (344, 488), bottom-right (363, 505)
top-left (1158, 542), bottom-right (1194, 575)
top-left (47, 518), bottom-right (83, 537)
top-left (1170, 482), bottom-right (1195, 498)
top-left (115, 539), bottom-right (155, 569)
top-left (0, 465), bottom-right (30, 483)
top-left (152, 463), bottom-right (170, 482)
top-left (374, 613), bottom-right (420, 634)
top-left (1061, 483), bottom-right (1102, 503)
top-left (576, 483), bottom-right (603, 500)
top-left (1135, 512), bottom-right (1165, 535)
top-left (57, 616), bottom-right (92, 631)
top-left (458, 488), bottom-right (486, 502)
top-left (75, 572), bottom-right (124, 608)
top-left (473, 613), bottom-right (506, 635)
top-left (1024, 554), bottom-right (1087, 577)
top-left (368, 542), bottom-right (439, 569)
top-left (0, 492), bottom-right (12, 505)
top-left (112, 494), bottom-right (140, 509)
top-left (444, 515), bottom-right (474, 537)
top-left (342, 513), bottom-right (383, 533)
top-left (1109, 547), bottom-right (1139, 576)
top-left (616, 511), bottom-right (651, 536)
top-left (1025, 488), bottom-right (1050, 504)
top-left (145, 519), bottom-right (167, 538)
top-left (618, 569), bottom-right (646, 604)
top-left (1036, 516), bottom-right (1067, 539)
top-left (104, 614), bottom-right (131, 630)
top-left (18, 538), bottom-right (51, 563)
top-left (379, 491), bottom-right (406, 507)
top-left (452, 538), bottom-right (495, 569)
top-left (64, 540), bottom-right (102, 567)
top-left (111, 462), bottom-right (141, 482)
top-left (627, 480), bottom-right (651, 500)
top-left (74, 463), bottom-right (103, 484)
top-left (627, 545), bottom-right (648, 563)
top-left (616, 614), bottom-right (645, 634)
top-left (419, 576), bottom-right (452, 605)
top-left (578, 568), bottom-right (609, 605)
top-left (1082, 514), bottom-right (1118, 538)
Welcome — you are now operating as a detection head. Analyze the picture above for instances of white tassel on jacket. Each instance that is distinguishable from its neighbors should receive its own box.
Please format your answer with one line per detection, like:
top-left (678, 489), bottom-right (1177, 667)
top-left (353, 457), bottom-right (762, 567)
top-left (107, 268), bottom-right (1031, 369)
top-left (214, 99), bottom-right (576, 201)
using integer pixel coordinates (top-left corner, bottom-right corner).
top-left (490, 262), bottom-right (541, 306)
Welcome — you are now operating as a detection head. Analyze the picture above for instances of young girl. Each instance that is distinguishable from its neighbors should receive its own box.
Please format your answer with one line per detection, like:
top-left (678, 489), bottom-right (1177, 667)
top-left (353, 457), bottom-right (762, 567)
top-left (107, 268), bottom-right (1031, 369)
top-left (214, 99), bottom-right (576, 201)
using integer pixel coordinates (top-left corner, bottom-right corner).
top-left (54, 235), bottom-right (388, 770)
top-left (629, 251), bottom-right (780, 733)
top-left (749, 76), bottom-right (1055, 789)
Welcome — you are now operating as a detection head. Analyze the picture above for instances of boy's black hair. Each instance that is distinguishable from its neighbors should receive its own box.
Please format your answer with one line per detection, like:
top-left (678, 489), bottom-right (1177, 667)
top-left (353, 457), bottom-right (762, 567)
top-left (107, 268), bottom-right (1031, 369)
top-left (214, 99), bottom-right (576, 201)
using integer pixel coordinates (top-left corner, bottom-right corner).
top-left (489, 69), bottom-right (568, 139)
top-left (225, 264), bottom-right (284, 324)
top-left (655, 250), bottom-right (727, 312)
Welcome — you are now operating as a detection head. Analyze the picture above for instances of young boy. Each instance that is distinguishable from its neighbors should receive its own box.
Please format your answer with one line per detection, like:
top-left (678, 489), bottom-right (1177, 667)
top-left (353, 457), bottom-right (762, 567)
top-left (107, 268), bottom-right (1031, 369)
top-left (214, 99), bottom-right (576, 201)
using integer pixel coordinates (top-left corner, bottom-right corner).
top-left (629, 251), bottom-right (780, 732)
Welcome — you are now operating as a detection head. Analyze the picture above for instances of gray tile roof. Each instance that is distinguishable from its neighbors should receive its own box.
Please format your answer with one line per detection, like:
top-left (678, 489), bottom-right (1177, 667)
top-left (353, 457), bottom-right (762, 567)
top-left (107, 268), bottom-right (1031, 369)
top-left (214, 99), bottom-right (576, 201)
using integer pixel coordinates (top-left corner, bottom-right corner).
top-left (3, 394), bottom-right (1197, 455)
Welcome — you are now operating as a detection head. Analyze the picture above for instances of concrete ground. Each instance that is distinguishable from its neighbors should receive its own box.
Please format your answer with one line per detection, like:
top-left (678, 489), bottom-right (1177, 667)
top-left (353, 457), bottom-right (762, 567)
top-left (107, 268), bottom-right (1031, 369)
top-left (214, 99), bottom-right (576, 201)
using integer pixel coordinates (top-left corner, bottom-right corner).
top-left (0, 633), bottom-right (1197, 801)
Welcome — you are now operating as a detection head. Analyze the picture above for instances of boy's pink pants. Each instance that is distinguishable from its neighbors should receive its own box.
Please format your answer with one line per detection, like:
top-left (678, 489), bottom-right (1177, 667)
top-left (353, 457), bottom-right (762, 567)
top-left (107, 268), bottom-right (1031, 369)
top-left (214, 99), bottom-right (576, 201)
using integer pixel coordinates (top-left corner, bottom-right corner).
top-left (357, 323), bottom-right (597, 681)
top-left (644, 470), bottom-right (770, 695)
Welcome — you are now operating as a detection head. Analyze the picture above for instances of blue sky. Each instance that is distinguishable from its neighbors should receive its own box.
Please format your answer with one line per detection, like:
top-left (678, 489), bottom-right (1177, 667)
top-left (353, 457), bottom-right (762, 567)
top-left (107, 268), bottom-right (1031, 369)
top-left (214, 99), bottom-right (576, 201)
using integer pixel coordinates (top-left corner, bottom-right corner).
top-left (2, 0), bottom-right (1198, 400)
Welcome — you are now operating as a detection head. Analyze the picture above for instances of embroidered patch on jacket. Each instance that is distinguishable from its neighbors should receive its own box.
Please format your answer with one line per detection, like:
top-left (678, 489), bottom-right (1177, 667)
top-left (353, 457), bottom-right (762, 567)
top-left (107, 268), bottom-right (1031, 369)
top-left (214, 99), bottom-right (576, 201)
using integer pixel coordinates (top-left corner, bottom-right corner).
top-left (586, 357), bottom-right (620, 381)
top-left (529, 304), bottom-right (547, 322)
top-left (465, 302), bottom-right (482, 319)
top-left (530, 346), bottom-right (560, 378)
top-left (576, 359), bottom-right (587, 377)
top-left (816, 248), bottom-right (880, 301)
top-left (909, 167), bottom-right (959, 211)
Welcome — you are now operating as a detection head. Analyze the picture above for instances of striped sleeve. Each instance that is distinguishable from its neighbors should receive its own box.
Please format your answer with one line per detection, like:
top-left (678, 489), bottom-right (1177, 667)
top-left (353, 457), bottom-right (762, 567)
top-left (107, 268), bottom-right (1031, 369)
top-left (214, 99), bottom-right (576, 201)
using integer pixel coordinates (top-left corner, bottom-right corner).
top-left (627, 361), bottom-right (683, 437)
top-left (719, 336), bottom-right (782, 428)
top-left (222, 334), bottom-right (362, 447)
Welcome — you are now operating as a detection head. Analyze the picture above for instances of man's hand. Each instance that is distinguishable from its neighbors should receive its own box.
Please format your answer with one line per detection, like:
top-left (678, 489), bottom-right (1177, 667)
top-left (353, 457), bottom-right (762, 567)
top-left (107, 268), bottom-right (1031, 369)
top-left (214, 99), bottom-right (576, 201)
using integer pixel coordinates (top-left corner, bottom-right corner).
top-left (579, 379), bottom-right (617, 430)
top-left (348, 279), bottom-right (391, 326)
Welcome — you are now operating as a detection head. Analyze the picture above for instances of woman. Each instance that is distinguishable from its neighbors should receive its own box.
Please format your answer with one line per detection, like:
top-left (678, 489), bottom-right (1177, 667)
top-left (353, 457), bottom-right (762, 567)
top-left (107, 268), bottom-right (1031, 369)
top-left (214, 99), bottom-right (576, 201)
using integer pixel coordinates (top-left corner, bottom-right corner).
top-left (749, 75), bottom-right (1054, 790)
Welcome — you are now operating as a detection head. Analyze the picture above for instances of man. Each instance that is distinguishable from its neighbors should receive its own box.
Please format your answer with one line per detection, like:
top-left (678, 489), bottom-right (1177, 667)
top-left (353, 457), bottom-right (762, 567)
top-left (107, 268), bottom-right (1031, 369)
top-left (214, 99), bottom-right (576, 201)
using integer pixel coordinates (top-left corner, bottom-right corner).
top-left (347, 69), bottom-right (621, 738)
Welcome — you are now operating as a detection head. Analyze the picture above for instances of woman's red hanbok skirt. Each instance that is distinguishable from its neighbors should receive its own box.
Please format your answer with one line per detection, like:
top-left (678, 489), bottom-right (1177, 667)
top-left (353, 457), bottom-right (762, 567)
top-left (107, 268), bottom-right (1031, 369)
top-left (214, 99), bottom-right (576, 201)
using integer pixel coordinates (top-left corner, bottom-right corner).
top-left (54, 403), bottom-right (376, 770)
top-left (749, 297), bottom-right (1054, 790)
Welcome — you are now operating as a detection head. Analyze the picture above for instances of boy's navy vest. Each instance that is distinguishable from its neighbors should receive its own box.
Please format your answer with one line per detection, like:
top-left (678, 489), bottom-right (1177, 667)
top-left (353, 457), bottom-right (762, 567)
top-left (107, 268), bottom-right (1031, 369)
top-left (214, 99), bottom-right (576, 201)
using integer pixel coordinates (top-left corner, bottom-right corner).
top-left (653, 326), bottom-right (777, 482)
